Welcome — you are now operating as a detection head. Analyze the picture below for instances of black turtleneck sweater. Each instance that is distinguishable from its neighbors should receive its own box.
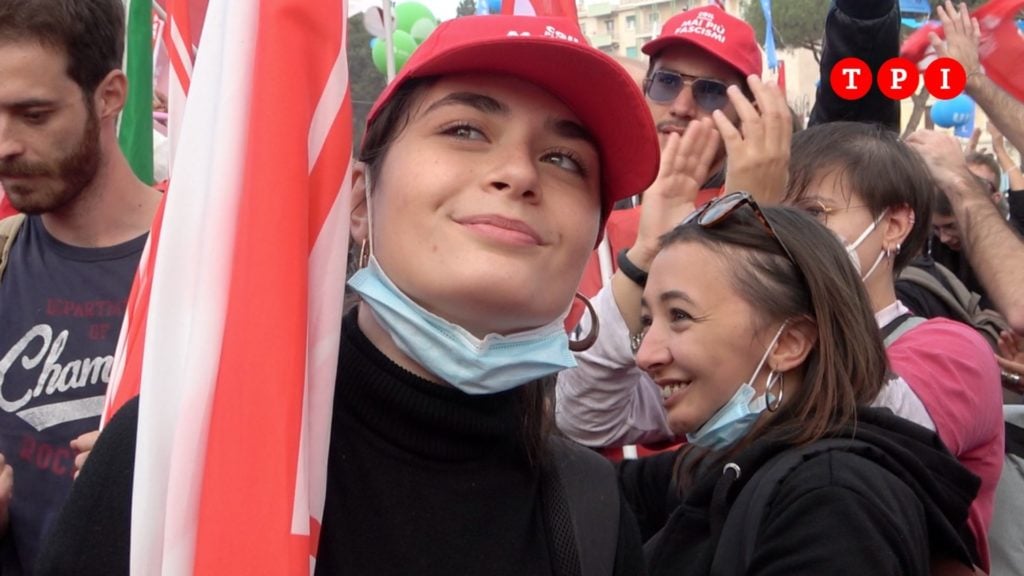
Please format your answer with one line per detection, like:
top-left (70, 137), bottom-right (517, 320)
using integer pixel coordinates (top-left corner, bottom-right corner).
top-left (35, 314), bottom-right (645, 576)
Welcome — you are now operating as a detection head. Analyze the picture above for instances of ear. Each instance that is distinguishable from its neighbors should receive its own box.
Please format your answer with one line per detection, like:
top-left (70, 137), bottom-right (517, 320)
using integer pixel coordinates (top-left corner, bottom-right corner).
top-left (350, 162), bottom-right (369, 243)
top-left (881, 203), bottom-right (914, 251)
top-left (767, 318), bottom-right (818, 374)
top-left (93, 70), bottom-right (128, 121)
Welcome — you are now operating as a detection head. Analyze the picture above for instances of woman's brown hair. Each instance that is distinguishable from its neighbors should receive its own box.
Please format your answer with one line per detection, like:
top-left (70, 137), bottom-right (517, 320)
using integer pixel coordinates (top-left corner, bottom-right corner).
top-left (660, 206), bottom-right (888, 486)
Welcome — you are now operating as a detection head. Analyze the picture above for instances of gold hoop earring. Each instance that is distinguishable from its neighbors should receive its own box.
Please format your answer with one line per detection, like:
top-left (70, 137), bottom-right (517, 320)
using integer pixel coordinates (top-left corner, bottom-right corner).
top-left (569, 292), bottom-right (600, 352)
top-left (765, 370), bottom-right (784, 412)
top-left (358, 239), bottom-right (370, 269)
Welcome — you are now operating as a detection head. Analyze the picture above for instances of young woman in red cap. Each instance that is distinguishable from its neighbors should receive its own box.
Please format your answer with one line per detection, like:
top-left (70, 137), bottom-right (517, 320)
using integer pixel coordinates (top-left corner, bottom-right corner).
top-left (36, 14), bottom-right (662, 576)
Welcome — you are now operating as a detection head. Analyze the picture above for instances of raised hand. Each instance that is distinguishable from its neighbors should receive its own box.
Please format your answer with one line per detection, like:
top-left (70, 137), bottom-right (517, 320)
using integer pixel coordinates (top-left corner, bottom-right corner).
top-left (715, 75), bottom-right (792, 205)
top-left (630, 118), bottom-right (721, 268)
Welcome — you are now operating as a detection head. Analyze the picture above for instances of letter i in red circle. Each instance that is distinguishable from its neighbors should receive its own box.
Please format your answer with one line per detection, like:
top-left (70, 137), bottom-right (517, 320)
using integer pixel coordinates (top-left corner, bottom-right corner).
top-left (830, 58), bottom-right (872, 100)
top-left (878, 58), bottom-right (919, 101)
top-left (924, 58), bottom-right (967, 99)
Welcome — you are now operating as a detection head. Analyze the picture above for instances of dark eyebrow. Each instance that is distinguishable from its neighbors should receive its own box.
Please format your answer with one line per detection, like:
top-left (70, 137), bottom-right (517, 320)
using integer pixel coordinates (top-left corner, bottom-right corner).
top-left (547, 118), bottom-right (597, 149)
top-left (8, 99), bottom-right (57, 110)
top-left (422, 92), bottom-right (508, 116)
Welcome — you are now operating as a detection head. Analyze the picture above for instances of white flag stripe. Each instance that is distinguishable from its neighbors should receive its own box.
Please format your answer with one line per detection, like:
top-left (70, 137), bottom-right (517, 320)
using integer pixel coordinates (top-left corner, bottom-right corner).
top-left (293, 174), bottom-right (351, 535)
top-left (130, 0), bottom-right (260, 573)
top-left (168, 20), bottom-right (195, 78)
top-left (307, 48), bottom-right (350, 173)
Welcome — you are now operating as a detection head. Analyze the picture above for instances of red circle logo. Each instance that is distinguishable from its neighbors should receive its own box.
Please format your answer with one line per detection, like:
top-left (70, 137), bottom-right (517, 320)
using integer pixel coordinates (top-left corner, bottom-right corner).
top-left (878, 58), bottom-right (919, 101)
top-left (830, 57), bottom-right (872, 101)
top-left (924, 58), bottom-right (967, 100)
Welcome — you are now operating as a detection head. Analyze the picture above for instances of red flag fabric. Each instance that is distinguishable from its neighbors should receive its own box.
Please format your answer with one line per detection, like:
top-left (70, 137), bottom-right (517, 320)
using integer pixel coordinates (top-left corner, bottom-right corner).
top-left (0, 185), bottom-right (17, 220)
top-left (103, 0), bottom-right (352, 573)
top-left (901, 0), bottom-right (1024, 103)
top-left (501, 0), bottom-right (578, 20)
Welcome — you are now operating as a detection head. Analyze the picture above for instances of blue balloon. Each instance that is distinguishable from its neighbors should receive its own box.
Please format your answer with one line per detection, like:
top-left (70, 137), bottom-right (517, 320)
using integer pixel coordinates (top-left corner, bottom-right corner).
top-left (931, 93), bottom-right (974, 128)
top-left (487, 0), bottom-right (501, 14)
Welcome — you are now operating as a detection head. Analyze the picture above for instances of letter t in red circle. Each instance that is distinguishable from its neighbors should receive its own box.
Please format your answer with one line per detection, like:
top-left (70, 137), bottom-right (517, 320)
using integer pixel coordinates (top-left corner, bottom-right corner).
top-left (830, 57), bottom-right (871, 100)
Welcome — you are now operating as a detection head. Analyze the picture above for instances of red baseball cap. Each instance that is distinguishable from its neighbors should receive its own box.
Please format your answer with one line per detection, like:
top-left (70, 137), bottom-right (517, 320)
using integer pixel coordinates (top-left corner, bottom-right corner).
top-left (366, 15), bottom-right (659, 217)
top-left (642, 6), bottom-right (762, 79)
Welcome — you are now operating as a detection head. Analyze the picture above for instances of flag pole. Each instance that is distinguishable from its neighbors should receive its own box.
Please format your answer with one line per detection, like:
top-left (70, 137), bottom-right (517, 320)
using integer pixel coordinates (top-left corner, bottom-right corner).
top-left (382, 0), bottom-right (396, 83)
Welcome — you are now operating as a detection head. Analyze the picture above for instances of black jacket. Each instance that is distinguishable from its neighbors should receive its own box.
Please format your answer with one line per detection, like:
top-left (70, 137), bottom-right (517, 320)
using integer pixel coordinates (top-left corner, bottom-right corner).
top-left (808, 0), bottom-right (901, 131)
top-left (620, 408), bottom-right (980, 576)
top-left (36, 315), bottom-right (646, 576)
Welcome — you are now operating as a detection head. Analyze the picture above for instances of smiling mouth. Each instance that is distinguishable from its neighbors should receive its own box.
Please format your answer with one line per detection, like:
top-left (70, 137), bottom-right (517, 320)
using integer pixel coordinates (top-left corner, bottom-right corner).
top-left (660, 382), bottom-right (690, 400)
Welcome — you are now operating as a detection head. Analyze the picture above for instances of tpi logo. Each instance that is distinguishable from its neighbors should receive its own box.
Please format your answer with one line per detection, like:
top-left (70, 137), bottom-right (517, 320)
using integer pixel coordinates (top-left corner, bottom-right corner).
top-left (829, 57), bottom-right (967, 101)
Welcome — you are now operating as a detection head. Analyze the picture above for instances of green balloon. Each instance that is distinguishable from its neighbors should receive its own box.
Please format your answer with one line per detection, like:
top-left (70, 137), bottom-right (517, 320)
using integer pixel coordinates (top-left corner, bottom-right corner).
top-left (395, 2), bottom-right (435, 33)
top-left (371, 29), bottom-right (420, 74)
top-left (371, 37), bottom-right (388, 74)
top-left (410, 17), bottom-right (437, 44)
top-left (392, 30), bottom-right (418, 71)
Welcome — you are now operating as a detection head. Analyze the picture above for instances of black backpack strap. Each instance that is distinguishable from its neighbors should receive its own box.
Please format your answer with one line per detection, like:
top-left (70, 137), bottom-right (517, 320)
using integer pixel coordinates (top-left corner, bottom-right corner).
top-left (1006, 421), bottom-right (1024, 458)
top-left (880, 313), bottom-right (927, 347)
top-left (544, 436), bottom-right (619, 576)
top-left (710, 439), bottom-right (871, 575)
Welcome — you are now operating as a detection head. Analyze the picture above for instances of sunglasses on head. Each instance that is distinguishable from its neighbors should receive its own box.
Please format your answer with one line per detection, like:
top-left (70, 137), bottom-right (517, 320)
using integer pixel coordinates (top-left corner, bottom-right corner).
top-left (683, 192), bottom-right (800, 271)
top-left (643, 70), bottom-right (730, 111)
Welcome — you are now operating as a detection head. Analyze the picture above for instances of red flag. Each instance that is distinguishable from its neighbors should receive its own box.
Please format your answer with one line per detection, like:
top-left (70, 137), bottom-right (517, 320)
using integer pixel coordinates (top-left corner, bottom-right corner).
top-left (777, 59), bottom-right (786, 97)
top-left (501, 0), bottom-right (578, 20)
top-left (0, 185), bottom-right (17, 220)
top-left (104, 0), bottom-right (351, 572)
top-left (901, 0), bottom-right (1024, 103)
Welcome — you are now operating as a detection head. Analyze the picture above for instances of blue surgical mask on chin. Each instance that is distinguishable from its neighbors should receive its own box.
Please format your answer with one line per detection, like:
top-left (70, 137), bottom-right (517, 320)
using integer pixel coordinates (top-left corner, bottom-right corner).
top-left (348, 255), bottom-right (578, 395)
top-left (685, 322), bottom-right (787, 450)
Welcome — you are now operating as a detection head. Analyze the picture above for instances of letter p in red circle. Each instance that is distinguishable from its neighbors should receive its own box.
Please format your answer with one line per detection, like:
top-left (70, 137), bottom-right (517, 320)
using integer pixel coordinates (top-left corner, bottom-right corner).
top-left (878, 58), bottom-right (919, 100)
top-left (830, 57), bottom-right (871, 100)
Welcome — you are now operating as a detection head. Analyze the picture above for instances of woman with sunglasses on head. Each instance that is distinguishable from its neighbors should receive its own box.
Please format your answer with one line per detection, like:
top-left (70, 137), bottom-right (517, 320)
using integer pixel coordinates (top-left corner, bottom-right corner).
top-left (35, 15), bottom-right (660, 576)
top-left (622, 194), bottom-right (980, 576)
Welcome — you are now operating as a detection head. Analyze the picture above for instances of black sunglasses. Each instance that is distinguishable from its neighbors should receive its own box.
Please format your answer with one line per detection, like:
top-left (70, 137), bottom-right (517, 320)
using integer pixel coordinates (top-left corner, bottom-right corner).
top-left (643, 70), bottom-right (730, 111)
top-left (683, 192), bottom-right (800, 270)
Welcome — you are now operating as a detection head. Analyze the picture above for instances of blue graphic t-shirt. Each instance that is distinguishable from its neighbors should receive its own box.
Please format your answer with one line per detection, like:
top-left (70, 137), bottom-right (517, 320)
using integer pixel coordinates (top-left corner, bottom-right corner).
top-left (0, 215), bottom-right (146, 575)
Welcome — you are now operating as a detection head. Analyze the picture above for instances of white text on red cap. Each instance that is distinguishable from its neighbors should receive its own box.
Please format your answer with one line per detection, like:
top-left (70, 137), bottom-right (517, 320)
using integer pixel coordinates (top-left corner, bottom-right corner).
top-left (506, 25), bottom-right (582, 44)
top-left (674, 11), bottom-right (727, 44)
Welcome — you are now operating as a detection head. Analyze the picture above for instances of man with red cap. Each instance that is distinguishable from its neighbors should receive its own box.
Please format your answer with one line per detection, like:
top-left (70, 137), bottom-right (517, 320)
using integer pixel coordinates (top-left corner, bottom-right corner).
top-left (559, 1), bottom-right (903, 456)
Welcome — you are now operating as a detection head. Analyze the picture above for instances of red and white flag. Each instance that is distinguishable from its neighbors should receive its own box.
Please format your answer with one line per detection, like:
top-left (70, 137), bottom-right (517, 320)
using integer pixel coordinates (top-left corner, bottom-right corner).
top-left (160, 0), bottom-right (209, 170)
top-left (901, 0), bottom-right (1024, 103)
top-left (501, 0), bottom-right (578, 20)
top-left (103, 0), bottom-right (352, 573)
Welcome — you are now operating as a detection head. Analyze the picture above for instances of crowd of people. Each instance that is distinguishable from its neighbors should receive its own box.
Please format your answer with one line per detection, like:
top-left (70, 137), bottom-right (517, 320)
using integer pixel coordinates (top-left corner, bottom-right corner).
top-left (1, 0), bottom-right (1023, 574)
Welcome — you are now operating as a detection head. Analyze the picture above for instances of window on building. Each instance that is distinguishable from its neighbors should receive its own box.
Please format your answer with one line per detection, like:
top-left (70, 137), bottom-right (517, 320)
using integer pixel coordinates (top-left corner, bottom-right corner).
top-left (626, 15), bottom-right (636, 31)
top-left (581, 22), bottom-right (587, 35)
top-left (604, 19), bottom-right (614, 33)
top-left (649, 12), bottom-right (659, 25)
top-left (626, 46), bottom-right (638, 58)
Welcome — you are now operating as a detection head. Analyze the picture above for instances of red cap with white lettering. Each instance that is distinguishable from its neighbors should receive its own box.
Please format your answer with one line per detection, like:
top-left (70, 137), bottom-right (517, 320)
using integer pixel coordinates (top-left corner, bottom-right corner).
top-left (366, 15), bottom-right (660, 215)
top-left (642, 6), bottom-right (762, 79)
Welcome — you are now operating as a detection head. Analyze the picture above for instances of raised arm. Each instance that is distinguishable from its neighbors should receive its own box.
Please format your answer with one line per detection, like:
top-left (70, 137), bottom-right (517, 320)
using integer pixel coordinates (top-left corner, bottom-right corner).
top-left (808, 0), bottom-right (901, 131)
top-left (932, 0), bottom-right (1024, 153)
top-left (907, 129), bottom-right (1024, 333)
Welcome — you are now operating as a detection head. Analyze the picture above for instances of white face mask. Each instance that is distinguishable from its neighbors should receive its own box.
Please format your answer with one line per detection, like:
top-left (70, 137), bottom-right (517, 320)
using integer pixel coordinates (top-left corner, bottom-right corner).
top-left (844, 209), bottom-right (888, 282)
